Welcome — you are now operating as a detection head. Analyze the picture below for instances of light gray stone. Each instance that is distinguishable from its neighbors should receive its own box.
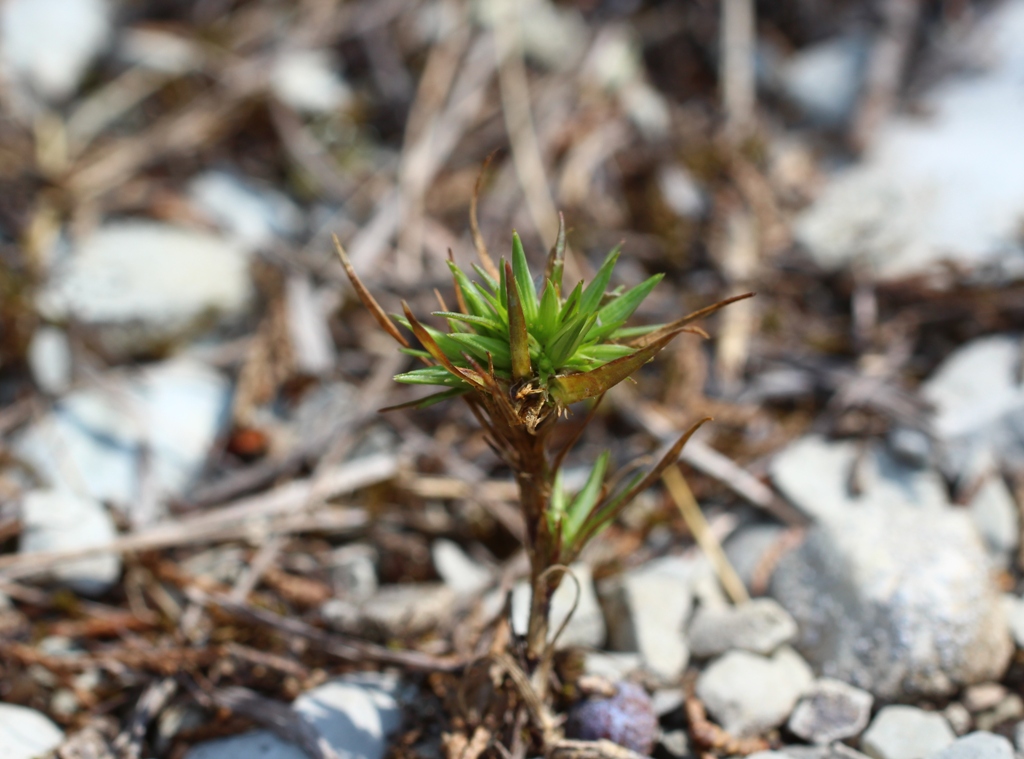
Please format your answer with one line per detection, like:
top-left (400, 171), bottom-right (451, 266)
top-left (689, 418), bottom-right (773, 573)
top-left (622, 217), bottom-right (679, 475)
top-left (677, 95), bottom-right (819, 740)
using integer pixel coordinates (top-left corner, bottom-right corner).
top-left (1014, 721), bottom-right (1024, 753)
top-left (1004, 595), bottom-right (1024, 648)
top-left (921, 335), bottom-right (1024, 475)
top-left (975, 694), bottom-right (1023, 733)
top-left (270, 50), bottom-right (351, 114)
top-left (943, 702), bottom-right (972, 736)
top-left (794, 3), bottom-right (1024, 281)
top-left (285, 275), bottom-right (335, 376)
top-left (512, 563), bottom-right (605, 650)
top-left (861, 706), bottom-right (955, 759)
top-left (771, 503), bottom-right (1012, 699)
top-left (968, 471), bottom-right (1019, 567)
top-left (777, 35), bottom-right (868, 126)
top-left (432, 539), bottom-right (491, 596)
top-left (787, 677), bottom-right (873, 745)
top-left (723, 523), bottom-right (788, 591)
top-left (15, 359), bottom-right (231, 519)
top-left (582, 652), bottom-right (642, 682)
top-left (0, 702), bottom-right (65, 759)
top-left (38, 222), bottom-right (252, 357)
top-left (930, 732), bottom-right (1014, 759)
top-left (695, 647), bottom-right (813, 738)
top-left (600, 556), bottom-right (695, 681)
top-left (20, 489), bottom-right (119, 595)
top-left (688, 598), bottom-right (797, 658)
top-left (887, 427), bottom-right (933, 468)
top-left (328, 544), bottom-right (378, 602)
top-left (0, 0), bottom-right (111, 101)
top-left (27, 326), bottom-right (72, 394)
top-left (770, 435), bottom-right (950, 523)
top-left (658, 729), bottom-right (690, 759)
top-left (188, 171), bottom-right (302, 252)
top-left (185, 672), bottom-right (402, 759)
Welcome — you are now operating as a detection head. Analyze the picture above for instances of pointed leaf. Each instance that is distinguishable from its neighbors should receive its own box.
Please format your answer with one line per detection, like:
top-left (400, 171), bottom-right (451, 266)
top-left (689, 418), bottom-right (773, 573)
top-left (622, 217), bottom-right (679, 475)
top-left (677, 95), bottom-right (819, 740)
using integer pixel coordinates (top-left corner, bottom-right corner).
top-left (543, 212), bottom-right (566, 298)
top-left (574, 344), bottom-right (635, 363)
top-left (564, 451), bottom-right (610, 540)
top-left (432, 311), bottom-right (504, 335)
top-left (576, 418), bottom-right (711, 548)
top-left (558, 280), bottom-right (584, 323)
top-left (536, 278), bottom-right (560, 339)
top-left (472, 263), bottom-right (499, 295)
top-left (379, 387), bottom-right (469, 412)
top-left (334, 235), bottom-right (410, 348)
top-left (394, 366), bottom-right (471, 387)
top-left (447, 261), bottom-right (492, 319)
top-left (402, 302), bottom-right (483, 388)
top-left (589, 274), bottom-right (664, 340)
top-left (610, 323), bottom-right (666, 340)
top-left (546, 312), bottom-right (598, 368)
top-left (446, 332), bottom-right (512, 367)
top-left (548, 327), bottom-right (685, 406)
top-left (503, 260), bottom-right (532, 381)
top-left (578, 244), bottom-right (621, 315)
top-left (511, 232), bottom-right (538, 322)
top-left (631, 292), bottom-right (754, 349)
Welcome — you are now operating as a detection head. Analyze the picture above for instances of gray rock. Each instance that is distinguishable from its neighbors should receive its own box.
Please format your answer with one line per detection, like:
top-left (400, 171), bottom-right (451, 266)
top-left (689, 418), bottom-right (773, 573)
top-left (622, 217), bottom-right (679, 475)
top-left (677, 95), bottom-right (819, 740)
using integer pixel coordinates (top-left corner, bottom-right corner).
top-left (270, 50), bottom-right (351, 114)
top-left (328, 544), bottom-right (378, 602)
top-left (1004, 595), bottom-right (1024, 648)
top-left (1014, 721), bottom-right (1024, 753)
top-left (186, 672), bottom-right (402, 759)
top-left (930, 732), bottom-right (1014, 759)
top-left (770, 435), bottom-right (948, 523)
top-left (771, 504), bottom-right (1012, 699)
top-left (657, 165), bottom-right (705, 219)
top-left (27, 326), bottom-right (72, 394)
top-left (688, 598), bottom-right (797, 658)
top-left (600, 556), bottom-right (695, 681)
top-left (975, 693), bottom-right (1023, 733)
top-left (724, 523), bottom-right (788, 591)
top-left (432, 539), bottom-right (491, 596)
top-left (968, 470), bottom-right (1019, 567)
top-left (777, 35), bottom-right (868, 126)
top-left (285, 275), bottom-right (335, 376)
top-left (861, 706), bottom-right (955, 759)
top-left (20, 489), bottom-right (119, 595)
top-left (512, 563), bottom-right (606, 650)
top-left (787, 677), bottom-right (873, 745)
top-left (325, 583), bottom-right (456, 638)
top-left (182, 547), bottom-right (247, 586)
top-left (15, 359), bottom-right (231, 519)
top-left (0, 0), bottom-right (111, 101)
top-left (963, 683), bottom-right (1006, 713)
top-left (887, 427), bottom-right (933, 468)
top-left (188, 171), bottom-right (302, 252)
top-left (942, 702), bottom-right (972, 737)
top-left (783, 746), bottom-right (872, 759)
top-left (38, 222), bottom-right (252, 357)
top-left (921, 335), bottom-right (1024, 476)
top-left (794, 3), bottom-right (1024, 281)
top-left (0, 702), bottom-right (65, 759)
top-left (695, 647), bottom-right (813, 738)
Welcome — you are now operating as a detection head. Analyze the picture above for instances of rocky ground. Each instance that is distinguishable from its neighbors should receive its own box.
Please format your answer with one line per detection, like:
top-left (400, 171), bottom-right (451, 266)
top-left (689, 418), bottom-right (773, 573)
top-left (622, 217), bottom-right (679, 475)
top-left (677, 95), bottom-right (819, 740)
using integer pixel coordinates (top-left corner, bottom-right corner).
top-left (1, 1), bottom-right (1024, 758)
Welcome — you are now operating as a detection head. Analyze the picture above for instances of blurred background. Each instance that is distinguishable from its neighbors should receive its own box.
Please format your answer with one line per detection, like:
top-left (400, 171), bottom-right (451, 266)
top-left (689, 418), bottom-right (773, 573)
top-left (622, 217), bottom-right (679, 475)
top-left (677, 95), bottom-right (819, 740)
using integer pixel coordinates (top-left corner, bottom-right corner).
top-left (1, 0), bottom-right (1024, 755)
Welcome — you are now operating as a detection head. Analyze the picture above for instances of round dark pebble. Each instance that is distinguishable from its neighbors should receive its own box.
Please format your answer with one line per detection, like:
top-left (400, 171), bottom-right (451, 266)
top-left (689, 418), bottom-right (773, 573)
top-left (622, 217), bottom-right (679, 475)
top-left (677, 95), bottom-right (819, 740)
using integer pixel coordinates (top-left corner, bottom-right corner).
top-left (567, 681), bottom-right (658, 754)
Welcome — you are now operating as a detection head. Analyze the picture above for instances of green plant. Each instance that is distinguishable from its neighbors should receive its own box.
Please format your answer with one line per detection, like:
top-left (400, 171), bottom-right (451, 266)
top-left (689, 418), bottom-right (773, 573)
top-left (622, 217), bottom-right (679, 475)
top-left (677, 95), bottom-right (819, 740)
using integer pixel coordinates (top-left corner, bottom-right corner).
top-left (335, 217), bottom-right (748, 693)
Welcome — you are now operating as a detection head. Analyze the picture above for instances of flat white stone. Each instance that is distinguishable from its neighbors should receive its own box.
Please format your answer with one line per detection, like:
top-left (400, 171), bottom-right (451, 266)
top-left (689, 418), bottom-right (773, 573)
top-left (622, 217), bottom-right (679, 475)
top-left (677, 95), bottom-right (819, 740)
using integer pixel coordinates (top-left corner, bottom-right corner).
top-left (27, 326), bottom-right (72, 394)
top-left (271, 50), bottom-right (351, 114)
top-left (38, 221), bottom-right (252, 356)
top-left (0, 702), bottom-right (65, 759)
top-left (861, 705), bottom-right (955, 759)
top-left (432, 539), bottom-right (491, 596)
top-left (794, 1), bottom-right (1024, 280)
top-left (15, 359), bottom-right (231, 516)
top-left (20, 489), bottom-right (119, 595)
top-left (777, 35), bottom-right (867, 126)
top-left (188, 171), bottom-right (302, 252)
top-left (0, 0), bottom-right (111, 100)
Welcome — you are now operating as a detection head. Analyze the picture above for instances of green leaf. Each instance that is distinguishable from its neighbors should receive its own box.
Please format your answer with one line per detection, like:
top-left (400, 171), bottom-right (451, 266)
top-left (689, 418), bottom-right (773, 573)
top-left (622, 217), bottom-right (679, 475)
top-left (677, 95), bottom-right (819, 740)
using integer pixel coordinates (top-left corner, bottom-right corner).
top-left (546, 467), bottom-right (567, 536)
top-left (446, 331), bottom-right (512, 366)
top-left (472, 263), bottom-right (499, 294)
top-left (447, 261), bottom-right (493, 319)
top-left (578, 244), bottom-right (621, 315)
top-left (546, 312), bottom-right (598, 368)
top-left (379, 387), bottom-right (469, 411)
top-left (536, 278), bottom-right (560, 340)
top-left (504, 260), bottom-right (532, 381)
top-left (564, 451), bottom-right (610, 541)
top-left (558, 280), bottom-right (584, 323)
top-left (432, 311), bottom-right (503, 335)
top-left (394, 366), bottom-right (471, 387)
top-left (589, 274), bottom-right (664, 340)
top-left (511, 232), bottom-right (538, 322)
top-left (574, 344), bottom-right (635, 363)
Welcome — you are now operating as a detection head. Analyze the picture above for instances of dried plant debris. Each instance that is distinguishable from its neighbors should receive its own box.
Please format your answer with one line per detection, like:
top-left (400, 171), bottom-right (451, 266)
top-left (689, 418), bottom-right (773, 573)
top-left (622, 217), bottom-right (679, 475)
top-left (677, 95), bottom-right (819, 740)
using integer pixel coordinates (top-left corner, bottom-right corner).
top-left (1, 1), bottom-right (1024, 758)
